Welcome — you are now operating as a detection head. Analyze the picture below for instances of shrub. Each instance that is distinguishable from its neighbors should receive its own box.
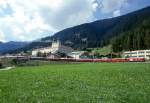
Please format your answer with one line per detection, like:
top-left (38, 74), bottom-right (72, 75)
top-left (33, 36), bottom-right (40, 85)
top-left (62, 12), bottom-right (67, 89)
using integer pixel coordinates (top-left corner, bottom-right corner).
top-left (0, 63), bottom-right (3, 69)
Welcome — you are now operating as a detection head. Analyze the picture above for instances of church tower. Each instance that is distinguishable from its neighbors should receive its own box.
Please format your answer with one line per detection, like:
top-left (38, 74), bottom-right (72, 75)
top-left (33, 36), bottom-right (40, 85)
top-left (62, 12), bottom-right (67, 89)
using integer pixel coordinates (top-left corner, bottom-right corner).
top-left (51, 40), bottom-right (61, 48)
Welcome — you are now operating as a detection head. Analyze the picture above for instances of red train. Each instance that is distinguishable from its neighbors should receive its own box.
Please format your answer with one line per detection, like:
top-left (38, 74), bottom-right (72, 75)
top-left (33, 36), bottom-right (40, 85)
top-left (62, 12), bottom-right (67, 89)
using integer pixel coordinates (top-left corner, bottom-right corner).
top-left (45, 57), bottom-right (145, 63)
top-left (7, 56), bottom-right (146, 63)
top-left (76, 58), bottom-right (145, 62)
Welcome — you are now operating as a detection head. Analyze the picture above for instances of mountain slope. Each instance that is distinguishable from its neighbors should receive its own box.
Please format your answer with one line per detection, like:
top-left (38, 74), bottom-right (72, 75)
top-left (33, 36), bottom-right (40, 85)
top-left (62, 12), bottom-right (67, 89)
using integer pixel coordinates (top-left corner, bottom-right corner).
top-left (5, 41), bottom-right (51, 54)
top-left (0, 41), bottom-right (29, 54)
top-left (112, 17), bottom-right (150, 52)
top-left (42, 6), bottom-right (150, 49)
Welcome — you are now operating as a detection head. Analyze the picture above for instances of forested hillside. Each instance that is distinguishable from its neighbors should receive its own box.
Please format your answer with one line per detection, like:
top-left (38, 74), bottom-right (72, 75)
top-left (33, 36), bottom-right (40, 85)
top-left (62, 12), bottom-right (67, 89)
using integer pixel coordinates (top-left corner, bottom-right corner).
top-left (112, 18), bottom-right (150, 52)
top-left (42, 6), bottom-right (150, 50)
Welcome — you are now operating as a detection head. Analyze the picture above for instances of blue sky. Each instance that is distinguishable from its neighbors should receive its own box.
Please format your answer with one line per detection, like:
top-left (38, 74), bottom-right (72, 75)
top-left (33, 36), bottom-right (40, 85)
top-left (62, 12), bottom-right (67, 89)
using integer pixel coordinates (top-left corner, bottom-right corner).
top-left (0, 0), bottom-right (150, 42)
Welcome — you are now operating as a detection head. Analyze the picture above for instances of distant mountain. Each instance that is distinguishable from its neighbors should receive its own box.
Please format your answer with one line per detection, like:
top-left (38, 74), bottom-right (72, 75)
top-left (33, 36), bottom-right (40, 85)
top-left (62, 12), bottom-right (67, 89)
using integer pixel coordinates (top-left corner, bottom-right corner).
top-left (5, 41), bottom-right (51, 54)
top-left (0, 41), bottom-right (29, 54)
top-left (41, 6), bottom-right (150, 50)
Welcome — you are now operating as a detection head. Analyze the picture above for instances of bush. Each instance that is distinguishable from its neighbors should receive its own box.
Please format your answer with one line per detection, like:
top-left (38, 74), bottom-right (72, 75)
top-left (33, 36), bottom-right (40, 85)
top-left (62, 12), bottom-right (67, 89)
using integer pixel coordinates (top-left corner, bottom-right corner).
top-left (0, 63), bottom-right (3, 69)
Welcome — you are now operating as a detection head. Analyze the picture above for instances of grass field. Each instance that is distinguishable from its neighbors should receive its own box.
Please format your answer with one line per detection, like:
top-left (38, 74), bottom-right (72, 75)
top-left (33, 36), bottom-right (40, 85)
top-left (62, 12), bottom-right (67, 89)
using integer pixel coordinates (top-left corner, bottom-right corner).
top-left (0, 63), bottom-right (150, 103)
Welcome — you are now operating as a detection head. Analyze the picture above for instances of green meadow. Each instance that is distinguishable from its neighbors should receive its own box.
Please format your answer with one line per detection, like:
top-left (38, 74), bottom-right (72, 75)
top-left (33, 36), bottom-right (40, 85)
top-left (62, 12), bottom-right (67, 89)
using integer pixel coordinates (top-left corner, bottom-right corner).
top-left (0, 63), bottom-right (150, 103)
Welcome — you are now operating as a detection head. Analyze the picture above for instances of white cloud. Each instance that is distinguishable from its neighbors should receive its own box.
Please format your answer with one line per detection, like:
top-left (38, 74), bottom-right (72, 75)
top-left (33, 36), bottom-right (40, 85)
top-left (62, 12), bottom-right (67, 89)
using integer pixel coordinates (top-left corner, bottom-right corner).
top-left (38, 0), bottom-right (95, 30)
top-left (101, 0), bottom-right (128, 13)
top-left (0, 0), bottom-right (7, 7)
top-left (96, 0), bottom-right (128, 18)
top-left (92, 2), bottom-right (99, 12)
top-left (113, 10), bottom-right (121, 17)
top-left (0, 0), bottom-right (130, 41)
top-left (0, 31), bottom-right (5, 42)
top-left (0, 0), bottom-right (96, 41)
top-left (12, 26), bottom-right (23, 35)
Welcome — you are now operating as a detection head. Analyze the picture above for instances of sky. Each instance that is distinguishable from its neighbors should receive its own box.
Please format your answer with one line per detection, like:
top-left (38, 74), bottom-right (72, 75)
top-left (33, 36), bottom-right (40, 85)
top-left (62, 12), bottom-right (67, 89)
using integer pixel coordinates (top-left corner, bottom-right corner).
top-left (0, 0), bottom-right (150, 42)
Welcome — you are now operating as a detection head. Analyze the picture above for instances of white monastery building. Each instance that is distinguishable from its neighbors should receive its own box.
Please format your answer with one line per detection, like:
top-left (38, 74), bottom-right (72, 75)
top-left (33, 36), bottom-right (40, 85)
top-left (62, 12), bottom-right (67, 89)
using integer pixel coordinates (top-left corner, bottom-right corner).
top-left (123, 49), bottom-right (150, 60)
top-left (32, 41), bottom-right (73, 56)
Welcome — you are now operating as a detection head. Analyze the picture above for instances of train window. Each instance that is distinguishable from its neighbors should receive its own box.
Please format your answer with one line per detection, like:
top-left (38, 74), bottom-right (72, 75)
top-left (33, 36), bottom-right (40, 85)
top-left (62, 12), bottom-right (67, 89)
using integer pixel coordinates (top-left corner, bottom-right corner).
top-left (138, 52), bottom-right (145, 54)
top-left (139, 55), bottom-right (145, 57)
top-left (125, 52), bottom-right (137, 55)
top-left (131, 52), bottom-right (137, 54)
top-left (125, 52), bottom-right (131, 54)
top-left (131, 56), bottom-right (137, 58)
top-left (146, 51), bottom-right (150, 53)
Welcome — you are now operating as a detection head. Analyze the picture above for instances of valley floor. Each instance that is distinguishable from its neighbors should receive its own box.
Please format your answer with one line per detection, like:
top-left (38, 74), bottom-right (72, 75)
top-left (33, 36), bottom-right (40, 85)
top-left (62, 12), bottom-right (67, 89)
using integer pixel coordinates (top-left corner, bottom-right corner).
top-left (0, 63), bottom-right (150, 103)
